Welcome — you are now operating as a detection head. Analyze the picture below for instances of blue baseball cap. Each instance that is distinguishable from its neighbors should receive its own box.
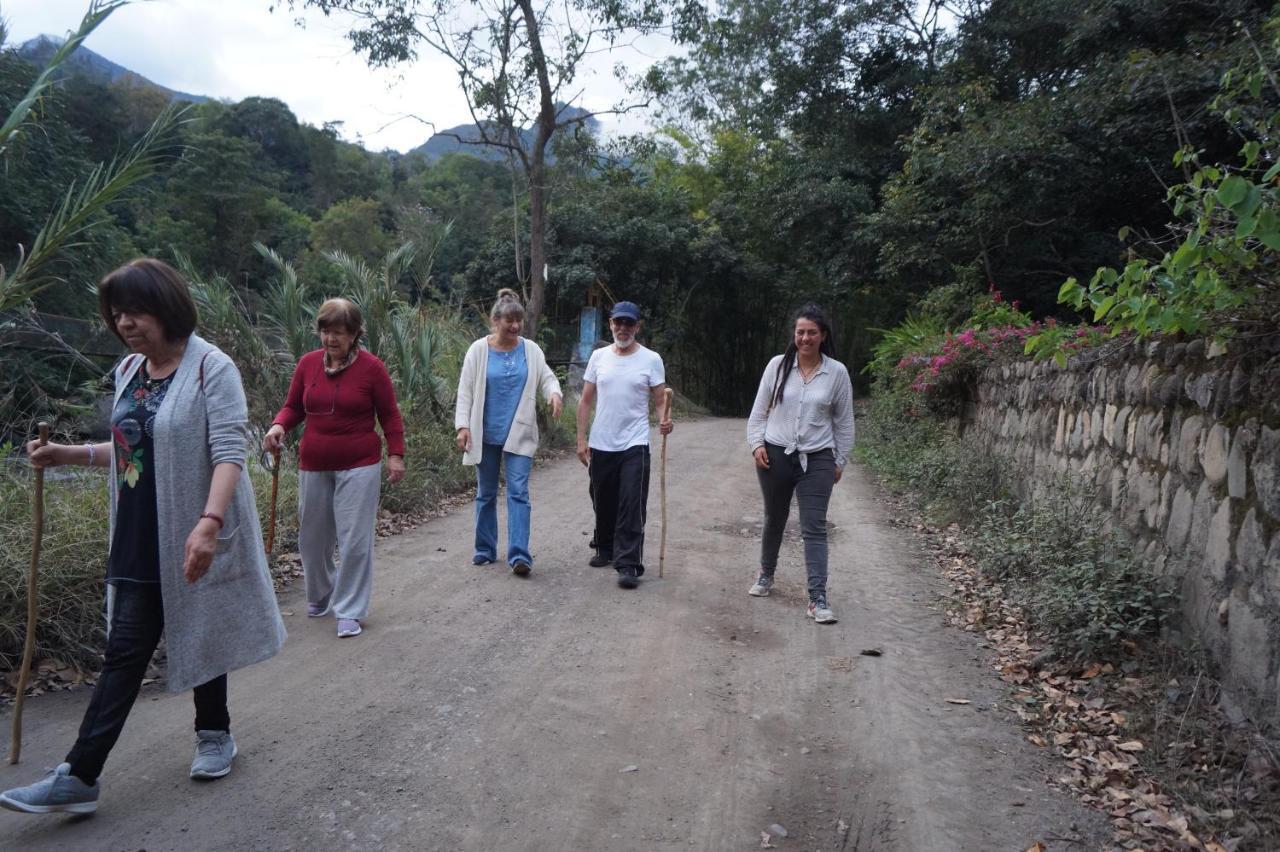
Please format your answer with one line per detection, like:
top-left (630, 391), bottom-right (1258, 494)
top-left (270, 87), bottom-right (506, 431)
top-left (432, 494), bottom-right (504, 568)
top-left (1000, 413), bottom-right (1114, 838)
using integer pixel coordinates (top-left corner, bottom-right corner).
top-left (610, 301), bottom-right (641, 321)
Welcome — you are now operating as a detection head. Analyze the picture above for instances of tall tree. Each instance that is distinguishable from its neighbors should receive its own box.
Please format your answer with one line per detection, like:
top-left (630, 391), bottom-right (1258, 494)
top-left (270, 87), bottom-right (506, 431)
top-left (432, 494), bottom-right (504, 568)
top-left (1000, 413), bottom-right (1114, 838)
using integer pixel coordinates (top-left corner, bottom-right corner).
top-left (278, 0), bottom-right (686, 333)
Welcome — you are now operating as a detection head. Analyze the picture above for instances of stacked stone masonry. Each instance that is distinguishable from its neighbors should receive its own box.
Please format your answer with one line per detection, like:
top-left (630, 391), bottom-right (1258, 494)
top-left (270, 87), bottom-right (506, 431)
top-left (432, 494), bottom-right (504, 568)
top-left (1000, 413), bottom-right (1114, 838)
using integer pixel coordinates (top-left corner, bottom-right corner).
top-left (964, 335), bottom-right (1280, 717)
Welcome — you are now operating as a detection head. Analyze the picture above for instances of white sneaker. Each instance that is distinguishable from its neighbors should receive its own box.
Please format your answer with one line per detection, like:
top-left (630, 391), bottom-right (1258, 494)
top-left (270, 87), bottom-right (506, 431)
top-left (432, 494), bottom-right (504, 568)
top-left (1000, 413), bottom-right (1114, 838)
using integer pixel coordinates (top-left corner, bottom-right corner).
top-left (748, 574), bottom-right (773, 597)
top-left (806, 600), bottom-right (837, 624)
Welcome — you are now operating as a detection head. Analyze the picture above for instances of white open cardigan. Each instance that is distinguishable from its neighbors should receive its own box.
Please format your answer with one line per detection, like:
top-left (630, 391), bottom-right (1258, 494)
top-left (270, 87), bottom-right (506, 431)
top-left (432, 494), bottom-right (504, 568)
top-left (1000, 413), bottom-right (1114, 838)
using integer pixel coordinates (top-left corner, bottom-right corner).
top-left (454, 336), bottom-right (562, 465)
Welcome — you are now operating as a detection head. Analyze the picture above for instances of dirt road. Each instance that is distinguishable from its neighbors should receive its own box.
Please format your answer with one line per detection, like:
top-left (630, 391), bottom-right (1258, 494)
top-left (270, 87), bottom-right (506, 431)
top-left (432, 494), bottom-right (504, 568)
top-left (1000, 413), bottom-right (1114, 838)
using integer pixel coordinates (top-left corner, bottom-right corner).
top-left (0, 418), bottom-right (1107, 850)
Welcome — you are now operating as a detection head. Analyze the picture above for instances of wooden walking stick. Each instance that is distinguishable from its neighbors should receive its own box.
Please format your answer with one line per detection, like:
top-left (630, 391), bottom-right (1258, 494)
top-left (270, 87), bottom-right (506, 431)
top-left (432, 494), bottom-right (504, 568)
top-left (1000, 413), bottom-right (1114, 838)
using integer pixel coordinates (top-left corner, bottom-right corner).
top-left (265, 447), bottom-right (281, 555)
top-left (659, 388), bottom-right (673, 578)
top-left (10, 421), bottom-right (49, 765)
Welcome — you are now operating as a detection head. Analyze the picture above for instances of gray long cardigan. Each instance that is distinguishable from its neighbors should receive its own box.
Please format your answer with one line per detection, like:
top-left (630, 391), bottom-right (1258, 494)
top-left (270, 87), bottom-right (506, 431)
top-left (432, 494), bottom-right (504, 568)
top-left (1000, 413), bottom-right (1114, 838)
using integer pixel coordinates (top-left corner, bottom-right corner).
top-left (108, 335), bottom-right (286, 693)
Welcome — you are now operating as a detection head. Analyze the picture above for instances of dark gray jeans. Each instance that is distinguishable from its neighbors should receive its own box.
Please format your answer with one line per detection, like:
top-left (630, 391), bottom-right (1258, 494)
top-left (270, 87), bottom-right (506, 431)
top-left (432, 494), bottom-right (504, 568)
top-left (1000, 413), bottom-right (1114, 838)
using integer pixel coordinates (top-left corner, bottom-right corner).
top-left (757, 443), bottom-right (835, 603)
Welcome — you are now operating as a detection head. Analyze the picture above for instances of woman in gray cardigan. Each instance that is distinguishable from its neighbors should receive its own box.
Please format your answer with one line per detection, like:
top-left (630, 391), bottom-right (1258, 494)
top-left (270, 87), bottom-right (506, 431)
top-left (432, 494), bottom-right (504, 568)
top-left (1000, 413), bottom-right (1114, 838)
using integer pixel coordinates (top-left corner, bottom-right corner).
top-left (1, 259), bottom-right (286, 816)
top-left (455, 289), bottom-right (563, 576)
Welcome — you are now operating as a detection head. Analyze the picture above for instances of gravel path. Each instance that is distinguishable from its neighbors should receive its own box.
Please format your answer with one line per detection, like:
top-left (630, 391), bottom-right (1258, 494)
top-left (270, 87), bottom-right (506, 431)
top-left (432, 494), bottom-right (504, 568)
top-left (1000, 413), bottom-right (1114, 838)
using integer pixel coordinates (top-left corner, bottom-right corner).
top-left (0, 417), bottom-right (1108, 850)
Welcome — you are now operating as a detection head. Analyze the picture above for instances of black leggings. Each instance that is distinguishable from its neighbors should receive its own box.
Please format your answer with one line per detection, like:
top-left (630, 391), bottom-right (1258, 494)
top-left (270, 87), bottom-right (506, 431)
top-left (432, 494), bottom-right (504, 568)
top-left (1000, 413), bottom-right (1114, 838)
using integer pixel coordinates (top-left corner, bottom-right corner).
top-left (65, 582), bottom-right (228, 784)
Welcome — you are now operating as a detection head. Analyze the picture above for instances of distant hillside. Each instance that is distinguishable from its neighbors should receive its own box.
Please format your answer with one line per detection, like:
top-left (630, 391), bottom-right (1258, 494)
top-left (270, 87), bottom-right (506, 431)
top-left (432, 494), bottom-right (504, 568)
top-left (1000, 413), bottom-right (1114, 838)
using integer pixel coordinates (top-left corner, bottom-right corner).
top-left (17, 35), bottom-right (208, 104)
top-left (411, 105), bottom-right (600, 162)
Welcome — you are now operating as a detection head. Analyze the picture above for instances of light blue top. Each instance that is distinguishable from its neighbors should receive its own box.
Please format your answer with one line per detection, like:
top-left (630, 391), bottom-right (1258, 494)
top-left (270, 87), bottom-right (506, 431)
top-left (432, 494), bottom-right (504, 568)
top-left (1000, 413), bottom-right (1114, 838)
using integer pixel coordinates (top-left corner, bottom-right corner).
top-left (483, 343), bottom-right (528, 445)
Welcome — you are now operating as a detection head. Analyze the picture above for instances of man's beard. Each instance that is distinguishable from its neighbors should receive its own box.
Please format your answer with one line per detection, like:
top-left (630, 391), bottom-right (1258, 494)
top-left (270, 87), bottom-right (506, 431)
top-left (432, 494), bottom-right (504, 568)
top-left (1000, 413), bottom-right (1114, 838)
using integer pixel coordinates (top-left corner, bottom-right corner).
top-left (614, 335), bottom-right (636, 350)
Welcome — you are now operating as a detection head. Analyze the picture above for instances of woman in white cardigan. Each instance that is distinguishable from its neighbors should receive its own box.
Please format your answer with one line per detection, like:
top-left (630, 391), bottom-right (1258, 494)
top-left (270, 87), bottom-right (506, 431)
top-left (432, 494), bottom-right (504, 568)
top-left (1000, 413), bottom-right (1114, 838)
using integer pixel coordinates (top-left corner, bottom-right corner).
top-left (455, 289), bottom-right (563, 575)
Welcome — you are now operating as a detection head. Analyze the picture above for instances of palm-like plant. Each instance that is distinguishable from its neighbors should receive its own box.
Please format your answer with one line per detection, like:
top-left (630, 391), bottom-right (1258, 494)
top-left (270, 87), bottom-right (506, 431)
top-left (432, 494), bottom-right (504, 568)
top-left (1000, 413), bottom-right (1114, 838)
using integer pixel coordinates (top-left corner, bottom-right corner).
top-left (866, 313), bottom-right (947, 378)
top-left (255, 242), bottom-right (316, 362)
top-left (322, 242), bottom-right (456, 418)
top-left (178, 254), bottom-right (292, 423)
top-left (0, 1), bottom-right (187, 312)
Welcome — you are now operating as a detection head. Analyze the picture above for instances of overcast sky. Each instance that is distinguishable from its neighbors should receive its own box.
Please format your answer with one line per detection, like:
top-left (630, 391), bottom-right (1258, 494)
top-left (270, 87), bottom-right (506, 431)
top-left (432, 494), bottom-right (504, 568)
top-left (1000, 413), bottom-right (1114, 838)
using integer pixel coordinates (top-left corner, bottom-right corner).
top-left (2, 0), bottom-right (669, 152)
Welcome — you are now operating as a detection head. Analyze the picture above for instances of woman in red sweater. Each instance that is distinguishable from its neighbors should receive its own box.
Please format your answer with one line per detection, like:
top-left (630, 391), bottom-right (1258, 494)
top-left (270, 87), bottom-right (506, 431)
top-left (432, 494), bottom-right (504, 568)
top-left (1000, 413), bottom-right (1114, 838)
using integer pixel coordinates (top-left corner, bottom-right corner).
top-left (263, 298), bottom-right (405, 638)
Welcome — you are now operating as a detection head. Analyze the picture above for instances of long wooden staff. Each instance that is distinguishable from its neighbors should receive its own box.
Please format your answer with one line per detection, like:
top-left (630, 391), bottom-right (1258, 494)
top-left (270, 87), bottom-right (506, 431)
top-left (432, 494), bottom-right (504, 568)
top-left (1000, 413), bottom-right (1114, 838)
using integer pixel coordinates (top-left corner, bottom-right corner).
top-left (265, 448), bottom-right (281, 555)
top-left (659, 389), bottom-right (673, 578)
top-left (10, 422), bottom-right (49, 765)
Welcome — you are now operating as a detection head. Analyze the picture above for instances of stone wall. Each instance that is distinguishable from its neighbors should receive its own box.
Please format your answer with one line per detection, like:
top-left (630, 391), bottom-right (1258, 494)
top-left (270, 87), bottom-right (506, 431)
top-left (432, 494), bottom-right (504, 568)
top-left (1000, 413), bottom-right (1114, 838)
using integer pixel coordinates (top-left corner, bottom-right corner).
top-left (964, 335), bottom-right (1280, 715)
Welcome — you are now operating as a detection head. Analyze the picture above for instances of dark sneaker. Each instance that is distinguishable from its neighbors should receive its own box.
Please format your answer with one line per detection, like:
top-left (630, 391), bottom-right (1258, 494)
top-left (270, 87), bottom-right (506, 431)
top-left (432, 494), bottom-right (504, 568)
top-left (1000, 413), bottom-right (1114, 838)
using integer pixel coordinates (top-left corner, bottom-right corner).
top-left (0, 763), bottom-right (99, 814)
top-left (190, 730), bottom-right (237, 779)
top-left (588, 553), bottom-right (613, 568)
top-left (748, 573), bottom-right (774, 597)
top-left (337, 618), bottom-right (362, 638)
top-left (512, 561), bottom-right (531, 576)
top-left (617, 565), bottom-right (639, 589)
top-left (306, 602), bottom-right (327, 617)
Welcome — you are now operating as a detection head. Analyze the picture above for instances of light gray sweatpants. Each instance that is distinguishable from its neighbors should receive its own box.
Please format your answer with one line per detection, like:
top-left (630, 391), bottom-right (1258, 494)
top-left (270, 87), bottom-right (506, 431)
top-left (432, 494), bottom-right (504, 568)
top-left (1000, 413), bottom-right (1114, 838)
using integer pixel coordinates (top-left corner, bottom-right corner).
top-left (298, 462), bottom-right (381, 620)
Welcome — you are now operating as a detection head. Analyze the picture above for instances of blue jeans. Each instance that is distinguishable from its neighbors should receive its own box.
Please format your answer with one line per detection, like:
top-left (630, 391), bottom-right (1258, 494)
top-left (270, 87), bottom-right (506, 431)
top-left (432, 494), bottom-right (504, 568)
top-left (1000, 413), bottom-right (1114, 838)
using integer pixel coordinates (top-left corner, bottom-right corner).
top-left (475, 443), bottom-right (534, 566)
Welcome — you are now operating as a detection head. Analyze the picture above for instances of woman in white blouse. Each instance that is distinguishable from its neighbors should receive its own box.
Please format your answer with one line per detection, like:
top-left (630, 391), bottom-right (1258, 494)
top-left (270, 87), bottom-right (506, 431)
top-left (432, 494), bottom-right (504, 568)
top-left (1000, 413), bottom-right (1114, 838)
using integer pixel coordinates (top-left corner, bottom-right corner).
top-left (745, 304), bottom-right (855, 624)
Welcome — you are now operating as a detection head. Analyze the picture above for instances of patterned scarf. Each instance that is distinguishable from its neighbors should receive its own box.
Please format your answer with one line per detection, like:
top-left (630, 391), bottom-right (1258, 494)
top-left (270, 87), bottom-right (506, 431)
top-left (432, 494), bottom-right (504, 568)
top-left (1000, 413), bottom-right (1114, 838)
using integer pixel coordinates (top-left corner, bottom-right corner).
top-left (323, 347), bottom-right (360, 376)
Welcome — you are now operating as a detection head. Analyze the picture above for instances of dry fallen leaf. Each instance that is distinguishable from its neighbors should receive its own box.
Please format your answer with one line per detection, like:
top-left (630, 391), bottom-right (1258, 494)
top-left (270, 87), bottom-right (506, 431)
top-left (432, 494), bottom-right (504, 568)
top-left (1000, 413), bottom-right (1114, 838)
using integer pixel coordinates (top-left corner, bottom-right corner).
top-left (1025, 843), bottom-right (1046, 852)
top-left (945, 698), bottom-right (972, 705)
top-left (1117, 740), bottom-right (1145, 752)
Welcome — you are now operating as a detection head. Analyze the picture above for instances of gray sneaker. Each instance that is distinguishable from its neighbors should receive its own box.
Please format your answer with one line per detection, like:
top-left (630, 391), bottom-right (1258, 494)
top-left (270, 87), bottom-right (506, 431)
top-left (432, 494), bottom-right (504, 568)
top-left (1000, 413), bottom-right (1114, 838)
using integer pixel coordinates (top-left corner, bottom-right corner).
top-left (748, 573), bottom-right (774, 597)
top-left (189, 730), bottom-right (237, 780)
top-left (0, 763), bottom-right (99, 814)
top-left (807, 599), bottom-right (838, 624)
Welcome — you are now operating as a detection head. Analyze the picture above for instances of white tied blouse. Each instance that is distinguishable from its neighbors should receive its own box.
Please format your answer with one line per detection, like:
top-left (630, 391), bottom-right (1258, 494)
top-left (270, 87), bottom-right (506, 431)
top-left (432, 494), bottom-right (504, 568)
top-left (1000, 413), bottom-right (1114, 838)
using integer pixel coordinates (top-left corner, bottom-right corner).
top-left (746, 354), bottom-right (856, 471)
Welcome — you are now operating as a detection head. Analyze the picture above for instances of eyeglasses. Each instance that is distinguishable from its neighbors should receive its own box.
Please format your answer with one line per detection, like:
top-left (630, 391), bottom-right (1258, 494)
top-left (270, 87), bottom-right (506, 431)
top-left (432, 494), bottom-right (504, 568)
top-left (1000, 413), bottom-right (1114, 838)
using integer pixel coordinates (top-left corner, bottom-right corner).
top-left (611, 317), bottom-right (637, 327)
top-left (303, 379), bottom-right (340, 416)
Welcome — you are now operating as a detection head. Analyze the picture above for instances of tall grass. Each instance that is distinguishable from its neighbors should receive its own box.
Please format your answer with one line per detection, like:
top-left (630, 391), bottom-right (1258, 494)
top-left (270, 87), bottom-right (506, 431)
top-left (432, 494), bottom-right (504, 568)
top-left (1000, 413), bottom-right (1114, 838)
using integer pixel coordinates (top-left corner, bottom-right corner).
top-left (0, 460), bottom-right (107, 672)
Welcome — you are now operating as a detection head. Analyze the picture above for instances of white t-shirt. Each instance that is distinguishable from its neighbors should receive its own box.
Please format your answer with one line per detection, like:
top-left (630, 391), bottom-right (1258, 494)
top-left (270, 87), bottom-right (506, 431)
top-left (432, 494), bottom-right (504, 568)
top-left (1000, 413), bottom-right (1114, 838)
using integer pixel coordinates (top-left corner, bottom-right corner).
top-left (584, 344), bottom-right (666, 451)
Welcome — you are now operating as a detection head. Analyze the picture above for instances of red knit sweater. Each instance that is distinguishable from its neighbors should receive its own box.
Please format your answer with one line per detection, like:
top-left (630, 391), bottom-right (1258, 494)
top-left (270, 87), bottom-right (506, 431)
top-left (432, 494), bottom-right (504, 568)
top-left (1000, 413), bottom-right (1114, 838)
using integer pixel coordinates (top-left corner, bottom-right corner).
top-left (273, 350), bottom-right (406, 472)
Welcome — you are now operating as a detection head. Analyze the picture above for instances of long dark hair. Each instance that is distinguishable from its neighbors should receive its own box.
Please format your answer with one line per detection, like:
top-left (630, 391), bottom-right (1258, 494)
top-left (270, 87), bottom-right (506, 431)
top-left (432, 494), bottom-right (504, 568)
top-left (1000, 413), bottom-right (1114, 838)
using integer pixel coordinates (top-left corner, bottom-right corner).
top-left (768, 303), bottom-right (835, 411)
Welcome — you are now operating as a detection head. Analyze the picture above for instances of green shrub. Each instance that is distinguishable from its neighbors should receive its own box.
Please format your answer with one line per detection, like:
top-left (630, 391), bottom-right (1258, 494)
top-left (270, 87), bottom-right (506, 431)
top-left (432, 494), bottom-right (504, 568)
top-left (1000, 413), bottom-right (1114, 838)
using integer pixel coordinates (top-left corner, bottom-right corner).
top-left (858, 393), bottom-right (1174, 661)
top-left (971, 487), bottom-right (1176, 661)
top-left (855, 389), bottom-right (1006, 523)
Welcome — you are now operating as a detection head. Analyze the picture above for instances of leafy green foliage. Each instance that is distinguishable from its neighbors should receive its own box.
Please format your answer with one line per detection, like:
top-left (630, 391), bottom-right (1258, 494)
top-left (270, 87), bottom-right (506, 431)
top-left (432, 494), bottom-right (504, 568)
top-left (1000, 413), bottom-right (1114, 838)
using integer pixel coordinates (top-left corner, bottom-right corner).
top-left (971, 493), bottom-right (1176, 662)
top-left (0, 0), bottom-right (127, 155)
top-left (865, 313), bottom-right (946, 379)
top-left (857, 390), bottom-right (1175, 662)
top-left (1041, 12), bottom-right (1280, 342)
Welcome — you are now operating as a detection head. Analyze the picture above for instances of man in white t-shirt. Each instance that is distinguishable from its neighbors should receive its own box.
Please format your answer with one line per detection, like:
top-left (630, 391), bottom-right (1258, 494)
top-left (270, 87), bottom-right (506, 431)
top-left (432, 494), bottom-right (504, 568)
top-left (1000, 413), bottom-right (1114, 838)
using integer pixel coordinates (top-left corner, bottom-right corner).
top-left (576, 301), bottom-right (674, 589)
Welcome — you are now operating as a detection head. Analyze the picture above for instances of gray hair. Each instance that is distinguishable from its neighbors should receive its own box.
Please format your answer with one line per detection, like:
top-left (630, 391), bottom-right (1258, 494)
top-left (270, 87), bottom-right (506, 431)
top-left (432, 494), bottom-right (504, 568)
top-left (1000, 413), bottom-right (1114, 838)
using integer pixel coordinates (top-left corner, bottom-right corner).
top-left (490, 288), bottom-right (525, 321)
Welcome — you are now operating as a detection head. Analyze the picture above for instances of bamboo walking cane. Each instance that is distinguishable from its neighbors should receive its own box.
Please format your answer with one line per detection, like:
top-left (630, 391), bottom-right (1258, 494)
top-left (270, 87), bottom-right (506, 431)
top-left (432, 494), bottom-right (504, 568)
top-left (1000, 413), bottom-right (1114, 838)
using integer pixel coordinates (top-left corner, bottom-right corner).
top-left (265, 448), bottom-right (281, 555)
top-left (659, 389), bottom-right (673, 578)
top-left (10, 422), bottom-right (49, 765)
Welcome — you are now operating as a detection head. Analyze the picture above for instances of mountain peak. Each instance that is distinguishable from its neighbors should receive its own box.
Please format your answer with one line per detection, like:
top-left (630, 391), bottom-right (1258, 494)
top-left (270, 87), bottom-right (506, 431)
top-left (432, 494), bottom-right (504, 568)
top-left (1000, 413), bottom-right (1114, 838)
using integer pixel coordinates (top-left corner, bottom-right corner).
top-left (16, 34), bottom-right (207, 104)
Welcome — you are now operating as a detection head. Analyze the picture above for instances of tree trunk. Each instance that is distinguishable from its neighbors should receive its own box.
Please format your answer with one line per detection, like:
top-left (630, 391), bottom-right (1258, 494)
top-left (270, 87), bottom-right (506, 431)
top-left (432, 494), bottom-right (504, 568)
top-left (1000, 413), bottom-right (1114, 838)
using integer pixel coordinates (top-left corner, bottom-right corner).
top-left (527, 152), bottom-right (547, 336)
top-left (518, 0), bottom-right (556, 337)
